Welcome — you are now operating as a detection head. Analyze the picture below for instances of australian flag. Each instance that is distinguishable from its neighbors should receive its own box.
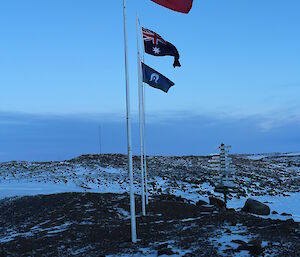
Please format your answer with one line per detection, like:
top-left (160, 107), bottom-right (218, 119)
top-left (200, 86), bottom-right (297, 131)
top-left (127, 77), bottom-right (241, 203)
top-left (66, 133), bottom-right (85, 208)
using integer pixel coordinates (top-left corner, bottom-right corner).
top-left (142, 27), bottom-right (181, 68)
top-left (142, 62), bottom-right (174, 93)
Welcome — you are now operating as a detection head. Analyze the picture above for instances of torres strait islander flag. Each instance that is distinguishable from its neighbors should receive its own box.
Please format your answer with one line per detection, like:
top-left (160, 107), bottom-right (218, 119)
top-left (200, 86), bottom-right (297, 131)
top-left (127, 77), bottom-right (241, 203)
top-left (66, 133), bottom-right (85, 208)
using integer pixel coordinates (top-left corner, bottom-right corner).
top-left (151, 0), bottom-right (193, 13)
top-left (142, 63), bottom-right (174, 93)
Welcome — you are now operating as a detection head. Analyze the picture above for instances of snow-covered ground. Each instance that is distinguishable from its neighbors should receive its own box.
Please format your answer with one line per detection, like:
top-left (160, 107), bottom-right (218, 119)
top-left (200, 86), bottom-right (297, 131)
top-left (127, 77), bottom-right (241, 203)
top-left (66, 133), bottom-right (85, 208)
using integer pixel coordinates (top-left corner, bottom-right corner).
top-left (0, 163), bottom-right (129, 199)
top-left (0, 153), bottom-right (299, 222)
top-left (228, 193), bottom-right (300, 221)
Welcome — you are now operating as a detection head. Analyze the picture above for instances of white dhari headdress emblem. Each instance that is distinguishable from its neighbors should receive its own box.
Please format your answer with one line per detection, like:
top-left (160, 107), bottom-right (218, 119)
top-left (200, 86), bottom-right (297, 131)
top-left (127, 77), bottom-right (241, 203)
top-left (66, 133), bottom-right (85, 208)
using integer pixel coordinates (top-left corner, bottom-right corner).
top-left (150, 73), bottom-right (159, 83)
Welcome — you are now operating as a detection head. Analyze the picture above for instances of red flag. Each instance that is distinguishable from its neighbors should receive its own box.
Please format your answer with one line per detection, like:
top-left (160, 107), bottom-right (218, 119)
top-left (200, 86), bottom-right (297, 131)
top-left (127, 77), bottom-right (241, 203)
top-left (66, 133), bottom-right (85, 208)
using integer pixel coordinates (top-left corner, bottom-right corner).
top-left (151, 0), bottom-right (193, 13)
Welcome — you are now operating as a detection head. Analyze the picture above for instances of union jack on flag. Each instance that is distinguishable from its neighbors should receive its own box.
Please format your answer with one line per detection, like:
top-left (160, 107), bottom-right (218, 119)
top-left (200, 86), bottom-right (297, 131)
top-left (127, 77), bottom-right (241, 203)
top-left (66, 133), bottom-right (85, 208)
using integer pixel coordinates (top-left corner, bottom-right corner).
top-left (142, 27), bottom-right (181, 68)
top-left (142, 28), bottom-right (167, 45)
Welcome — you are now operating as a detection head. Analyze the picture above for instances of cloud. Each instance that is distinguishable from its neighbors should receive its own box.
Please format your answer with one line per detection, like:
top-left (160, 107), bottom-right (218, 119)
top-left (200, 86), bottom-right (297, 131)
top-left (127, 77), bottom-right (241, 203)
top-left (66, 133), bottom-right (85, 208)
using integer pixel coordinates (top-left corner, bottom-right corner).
top-left (258, 113), bottom-right (300, 132)
top-left (0, 111), bottom-right (299, 161)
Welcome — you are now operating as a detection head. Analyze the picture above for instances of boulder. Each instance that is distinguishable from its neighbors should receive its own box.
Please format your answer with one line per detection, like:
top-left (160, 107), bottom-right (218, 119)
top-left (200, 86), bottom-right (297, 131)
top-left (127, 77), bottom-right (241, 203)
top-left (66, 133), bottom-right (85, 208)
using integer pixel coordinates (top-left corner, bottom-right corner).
top-left (242, 198), bottom-right (270, 215)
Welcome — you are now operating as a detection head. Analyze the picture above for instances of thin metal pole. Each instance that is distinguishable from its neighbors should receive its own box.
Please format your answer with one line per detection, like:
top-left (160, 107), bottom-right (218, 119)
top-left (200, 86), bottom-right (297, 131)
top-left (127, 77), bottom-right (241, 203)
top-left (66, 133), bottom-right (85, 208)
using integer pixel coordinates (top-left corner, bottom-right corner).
top-left (138, 18), bottom-right (149, 205)
top-left (137, 12), bottom-right (146, 216)
top-left (138, 19), bottom-right (145, 62)
top-left (142, 83), bottom-right (149, 205)
top-left (98, 125), bottom-right (102, 154)
top-left (122, 0), bottom-right (137, 243)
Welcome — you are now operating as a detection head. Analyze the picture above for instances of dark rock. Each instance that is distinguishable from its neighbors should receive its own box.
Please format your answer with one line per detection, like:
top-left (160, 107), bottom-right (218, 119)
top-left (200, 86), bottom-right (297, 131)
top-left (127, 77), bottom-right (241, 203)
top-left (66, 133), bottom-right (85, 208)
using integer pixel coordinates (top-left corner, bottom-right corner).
top-left (242, 198), bottom-right (270, 215)
top-left (237, 238), bottom-right (263, 255)
top-left (248, 238), bottom-right (262, 246)
top-left (248, 238), bottom-right (263, 255)
top-left (230, 219), bottom-right (237, 226)
top-left (231, 239), bottom-right (247, 246)
top-left (209, 197), bottom-right (226, 209)
top-left (281, 212), bottom-right (292, 216)
top-left (227, 208), bottom-right (236, 213)
top-left (157, 243), bottom-right (169, 250)
top-left (224, 228), bottom-right (231, 234)
top-left (272, 210), bottom-right (278, 214)
top-left (182, 253), bottom-right (194, 257)
top-left (158, 247), bottom-right (176, 256)
top-left (196, 199), bottom-right (208, 206)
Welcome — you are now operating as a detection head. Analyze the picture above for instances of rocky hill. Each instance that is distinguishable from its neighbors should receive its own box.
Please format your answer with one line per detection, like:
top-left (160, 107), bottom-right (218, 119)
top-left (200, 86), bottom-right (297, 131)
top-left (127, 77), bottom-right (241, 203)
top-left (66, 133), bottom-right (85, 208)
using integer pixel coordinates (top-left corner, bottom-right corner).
top-left (0, 153), bottom-right (299, 256)
top-left (0, 193), bottom-right (299, 256)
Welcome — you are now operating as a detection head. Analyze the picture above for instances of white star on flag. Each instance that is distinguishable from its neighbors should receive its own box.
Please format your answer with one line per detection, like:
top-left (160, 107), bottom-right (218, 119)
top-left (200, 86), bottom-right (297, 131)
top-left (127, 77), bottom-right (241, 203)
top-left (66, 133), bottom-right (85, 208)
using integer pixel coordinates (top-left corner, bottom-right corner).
top-left (152, 46), bottom-right (161, 54)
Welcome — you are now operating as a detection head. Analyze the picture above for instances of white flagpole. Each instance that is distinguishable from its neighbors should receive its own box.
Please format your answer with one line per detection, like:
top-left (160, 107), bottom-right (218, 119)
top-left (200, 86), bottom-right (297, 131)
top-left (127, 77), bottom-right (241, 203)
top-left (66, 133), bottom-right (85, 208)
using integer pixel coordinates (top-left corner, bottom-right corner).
top-left (136, 12), bottom-right (146, 216)
top-left (142, 81), bottom-right (149, 205)
top-left (138, 21), bottom-right (149, 205)
top-left (122, 0), bottom-right (137, 243)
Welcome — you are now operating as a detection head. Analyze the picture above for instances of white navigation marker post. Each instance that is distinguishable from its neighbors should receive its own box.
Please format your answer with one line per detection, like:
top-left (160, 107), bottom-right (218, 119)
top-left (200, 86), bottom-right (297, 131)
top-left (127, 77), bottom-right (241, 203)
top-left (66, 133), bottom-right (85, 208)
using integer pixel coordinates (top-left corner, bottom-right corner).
top-left (210, 143), bottom-right (235, 206)
top-left (122, 0), bottom-right (137, 243)
top-left (218, 143), bottom-right (232, 205)
top-left (136, 13), bottom-right (146, 216)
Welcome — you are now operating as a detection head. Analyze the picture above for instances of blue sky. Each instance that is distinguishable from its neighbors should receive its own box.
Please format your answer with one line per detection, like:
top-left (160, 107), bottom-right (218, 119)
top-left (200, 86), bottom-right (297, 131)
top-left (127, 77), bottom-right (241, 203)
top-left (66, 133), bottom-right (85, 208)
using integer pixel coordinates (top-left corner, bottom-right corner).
top-left (0, 1), bottom-right (299, 161)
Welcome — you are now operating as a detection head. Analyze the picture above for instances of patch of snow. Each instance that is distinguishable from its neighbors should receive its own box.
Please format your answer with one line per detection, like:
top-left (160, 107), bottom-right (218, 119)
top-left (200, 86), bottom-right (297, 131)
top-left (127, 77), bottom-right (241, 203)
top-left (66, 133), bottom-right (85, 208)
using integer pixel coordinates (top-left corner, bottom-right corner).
top-left (228, 193), bottom-right (300, 222)
top-left (245, 155), bottom-right (266, 160)
top-left (210, 224), bottom-right (254, 257)
top-left (282, 152), bottom-right (300, 157)
top-left (117, 208), bottom-right (130, 219)
top-left (103, 167), bottom-right (126, 174)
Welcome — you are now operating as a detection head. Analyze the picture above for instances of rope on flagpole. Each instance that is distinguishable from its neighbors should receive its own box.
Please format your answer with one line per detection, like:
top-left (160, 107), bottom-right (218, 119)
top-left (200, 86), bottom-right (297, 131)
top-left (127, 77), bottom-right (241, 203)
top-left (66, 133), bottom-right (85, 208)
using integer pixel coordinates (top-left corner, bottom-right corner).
top-left (137, 12), bottom-right (146, 216)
